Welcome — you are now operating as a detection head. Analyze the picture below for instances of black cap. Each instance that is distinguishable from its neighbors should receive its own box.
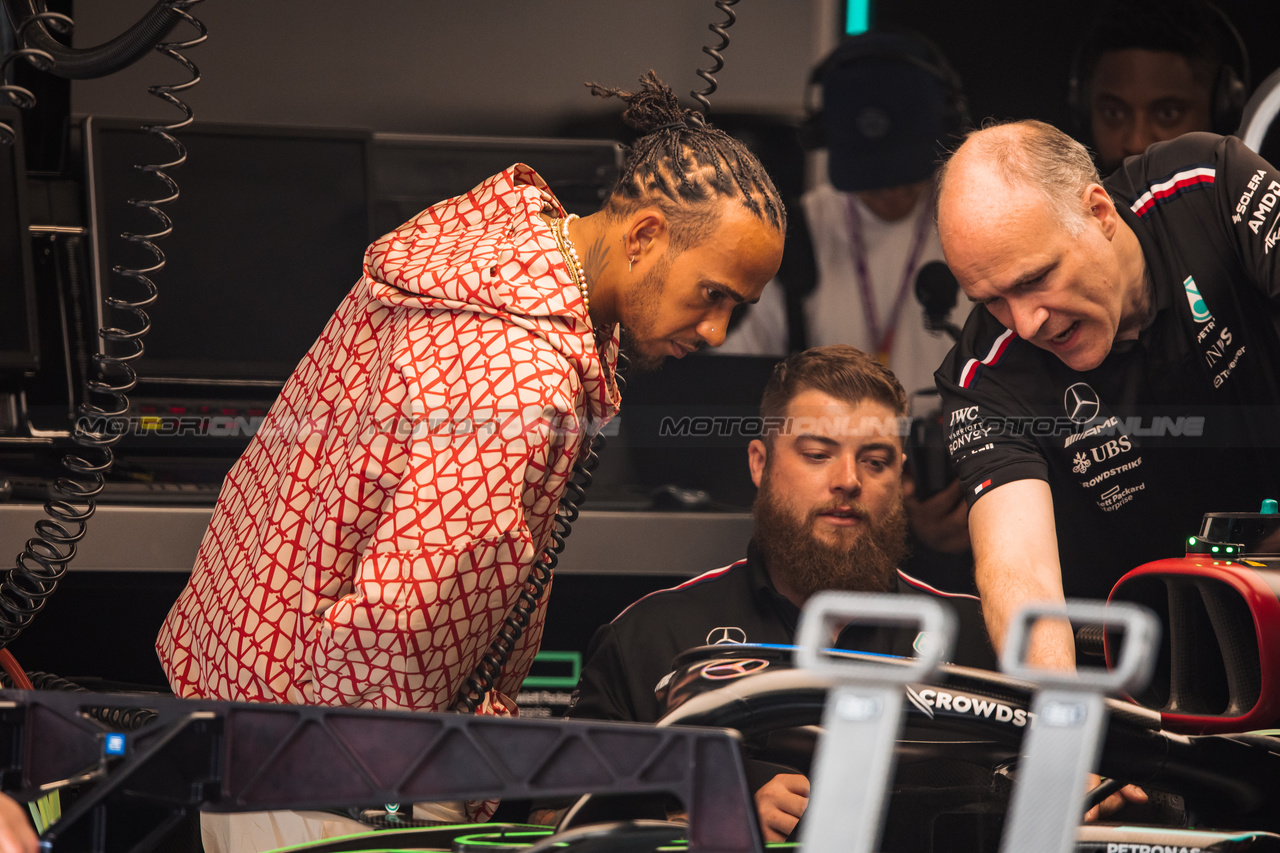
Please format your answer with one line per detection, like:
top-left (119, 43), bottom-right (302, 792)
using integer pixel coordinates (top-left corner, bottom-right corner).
top-left (821, 31), bottom-right (959, 192)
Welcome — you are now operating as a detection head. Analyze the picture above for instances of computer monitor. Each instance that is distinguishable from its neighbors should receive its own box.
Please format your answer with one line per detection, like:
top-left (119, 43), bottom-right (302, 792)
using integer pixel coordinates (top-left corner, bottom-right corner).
top-left (613, 353), bottom-right (782, 509)
top-left (85, 118), bottom-right (375, 389)
top-left (371, 133), bottom-right (622, 236)
top-left (0, 107), bottom-right (39, 384)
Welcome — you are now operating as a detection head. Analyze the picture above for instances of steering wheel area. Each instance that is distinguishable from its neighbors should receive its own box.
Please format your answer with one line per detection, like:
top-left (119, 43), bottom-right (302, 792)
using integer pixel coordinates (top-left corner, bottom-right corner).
top-left (561, 644), bottom-right (1280, 850)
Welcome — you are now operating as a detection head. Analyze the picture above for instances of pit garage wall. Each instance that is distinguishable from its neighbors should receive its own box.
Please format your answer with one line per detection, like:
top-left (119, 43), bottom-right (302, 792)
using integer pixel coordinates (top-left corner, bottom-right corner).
top-left (66, 1), bottom-right (1280, 147)
top-left (0, 505), bottom-right (751, 694)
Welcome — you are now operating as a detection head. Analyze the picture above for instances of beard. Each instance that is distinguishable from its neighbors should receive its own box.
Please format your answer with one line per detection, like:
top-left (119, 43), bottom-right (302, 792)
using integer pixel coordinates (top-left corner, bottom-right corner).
top-left (752, 472), bottom-right (908, 599)
top-left (616, 258), bottom-right (668, 373)
top-left (618, 323), bottom-right (664, 373)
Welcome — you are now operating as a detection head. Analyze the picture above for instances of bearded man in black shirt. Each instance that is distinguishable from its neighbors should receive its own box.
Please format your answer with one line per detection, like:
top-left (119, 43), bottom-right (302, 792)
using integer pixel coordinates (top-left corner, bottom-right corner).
top-left (557, 345), bottom-right (994, 841)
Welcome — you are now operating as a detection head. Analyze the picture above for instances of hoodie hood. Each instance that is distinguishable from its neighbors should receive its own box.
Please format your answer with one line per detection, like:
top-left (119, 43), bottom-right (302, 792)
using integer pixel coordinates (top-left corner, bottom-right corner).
top-left (362, 164), bottom-right (619, 423)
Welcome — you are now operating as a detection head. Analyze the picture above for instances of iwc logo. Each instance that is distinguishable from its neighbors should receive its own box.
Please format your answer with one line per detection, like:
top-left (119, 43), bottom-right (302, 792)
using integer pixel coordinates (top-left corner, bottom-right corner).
top-left (706, 626), bottom-right (748, 645)
top-left (1063, 383), bottom-right (1101, 424)
top-left (1183, 275), bottom-right (1212, 323)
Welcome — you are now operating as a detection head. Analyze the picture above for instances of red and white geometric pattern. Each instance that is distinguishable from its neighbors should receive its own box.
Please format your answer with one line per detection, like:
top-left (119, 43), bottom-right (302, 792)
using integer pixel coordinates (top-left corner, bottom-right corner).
top-left (157, 166), bottom-right (620, 720)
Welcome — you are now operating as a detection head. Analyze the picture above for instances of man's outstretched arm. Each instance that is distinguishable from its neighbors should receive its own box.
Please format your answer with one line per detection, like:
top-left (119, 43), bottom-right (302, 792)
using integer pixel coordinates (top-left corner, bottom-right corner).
top-left (969, 478), bottom-right (1075, 670)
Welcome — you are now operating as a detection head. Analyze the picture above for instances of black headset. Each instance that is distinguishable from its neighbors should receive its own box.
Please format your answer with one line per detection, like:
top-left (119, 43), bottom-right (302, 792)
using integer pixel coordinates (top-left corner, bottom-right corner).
top-left (799, 29), bottom-right (970, 151)
top-left (1067, 0), bottom-right (1251, 137)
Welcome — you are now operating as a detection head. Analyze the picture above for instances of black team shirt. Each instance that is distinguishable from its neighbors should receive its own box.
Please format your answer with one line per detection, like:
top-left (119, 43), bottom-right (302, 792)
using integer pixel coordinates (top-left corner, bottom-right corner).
top-left (566, 542), bottom-right (995, 725)
top-left (936, 133), bottom-right (1280, 601)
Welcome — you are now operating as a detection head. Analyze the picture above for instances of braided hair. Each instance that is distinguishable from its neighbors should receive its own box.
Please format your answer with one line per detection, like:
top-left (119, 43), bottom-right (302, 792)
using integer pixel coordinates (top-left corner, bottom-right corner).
top-left (588, 71), bottom-right (786, 251)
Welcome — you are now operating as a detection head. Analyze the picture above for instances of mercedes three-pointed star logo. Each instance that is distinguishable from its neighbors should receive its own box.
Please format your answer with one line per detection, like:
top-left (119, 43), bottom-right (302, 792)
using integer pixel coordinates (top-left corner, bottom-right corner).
top-left (1063, 382), bottom-right (1101, 424)
top-left (705, 626), bottom-right (748, 645)
top-left (701, 659), bottom-right (770, 680)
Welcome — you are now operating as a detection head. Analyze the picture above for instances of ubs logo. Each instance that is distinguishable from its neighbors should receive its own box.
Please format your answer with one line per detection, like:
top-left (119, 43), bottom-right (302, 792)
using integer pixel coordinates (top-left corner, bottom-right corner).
top-left (1063, 383), bottom-right (1101, 424)
top-left (706, 626), bottom-right (748, 645)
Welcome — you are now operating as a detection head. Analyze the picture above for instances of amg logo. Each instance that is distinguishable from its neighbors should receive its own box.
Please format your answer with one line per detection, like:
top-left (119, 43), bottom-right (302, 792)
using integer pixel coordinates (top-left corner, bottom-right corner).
top-left (1064, 416), bottom-right (1119, 448)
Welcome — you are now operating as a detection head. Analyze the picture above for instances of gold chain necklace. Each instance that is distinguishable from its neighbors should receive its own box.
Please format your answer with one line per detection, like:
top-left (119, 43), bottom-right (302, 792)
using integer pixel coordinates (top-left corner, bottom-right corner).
top-left (554, 213), bottom-right (589, 315)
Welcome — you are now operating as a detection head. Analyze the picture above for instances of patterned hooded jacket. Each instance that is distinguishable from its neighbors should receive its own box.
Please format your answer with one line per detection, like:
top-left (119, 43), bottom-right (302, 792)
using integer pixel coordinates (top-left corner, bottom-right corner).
top-left (158, 165), bottom-right (621, 714)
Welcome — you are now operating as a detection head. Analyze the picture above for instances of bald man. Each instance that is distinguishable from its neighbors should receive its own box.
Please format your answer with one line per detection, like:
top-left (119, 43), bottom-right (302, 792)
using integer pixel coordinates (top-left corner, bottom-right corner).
top-left (933, 121), bottom-right (1280, 668)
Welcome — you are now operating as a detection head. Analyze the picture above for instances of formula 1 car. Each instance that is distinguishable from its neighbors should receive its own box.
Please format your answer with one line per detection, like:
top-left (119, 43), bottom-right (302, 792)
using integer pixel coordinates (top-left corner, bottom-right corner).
top-left (11, 506), bottom-right (1280, 853)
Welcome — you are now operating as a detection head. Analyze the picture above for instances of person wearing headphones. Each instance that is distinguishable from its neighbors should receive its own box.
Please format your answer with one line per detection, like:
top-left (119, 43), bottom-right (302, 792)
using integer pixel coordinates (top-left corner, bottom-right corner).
top-left (722, 30), bottom-right (972, 398)
top-left (720, 30), bottom-right (977, 593)
top-left (1070, 0), bottom-right (1250, 173)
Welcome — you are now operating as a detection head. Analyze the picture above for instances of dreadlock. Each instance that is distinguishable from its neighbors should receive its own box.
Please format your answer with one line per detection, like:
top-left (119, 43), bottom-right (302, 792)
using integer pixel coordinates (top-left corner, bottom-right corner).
top-left (587, 70), bottom-right (786, 251)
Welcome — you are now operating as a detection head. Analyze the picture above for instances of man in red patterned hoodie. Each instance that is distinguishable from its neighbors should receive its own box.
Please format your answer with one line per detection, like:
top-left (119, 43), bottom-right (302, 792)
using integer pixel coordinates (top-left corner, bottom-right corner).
top-left (156, 72), bottom-right (784, 819)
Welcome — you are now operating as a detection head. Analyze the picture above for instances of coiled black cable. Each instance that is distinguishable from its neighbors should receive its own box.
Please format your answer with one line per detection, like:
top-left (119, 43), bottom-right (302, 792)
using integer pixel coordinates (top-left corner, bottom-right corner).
top-left (451, 355), bottom-right (629, 713)
top-left (690, 0), bottom-right (740, 114)
top-left (0, 2), bottom-right (205, 651)
top-left (452, 1), bottom-right (743, 713)
top-left (2, 0), bottom-right (183, 80)
top-left (0, 9), bottom-right (71, 124)
top-left (0, 670), bottom-right (160, 730)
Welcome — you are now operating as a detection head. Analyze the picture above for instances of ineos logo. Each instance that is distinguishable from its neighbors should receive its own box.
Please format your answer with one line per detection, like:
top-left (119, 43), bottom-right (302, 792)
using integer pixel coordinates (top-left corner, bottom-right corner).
top-left (1063, 383), bottom-right (1101, 424)
top-left (701, 659), bottom-right (769, 680)
top-left (706, 626), bottom-right (748, 645)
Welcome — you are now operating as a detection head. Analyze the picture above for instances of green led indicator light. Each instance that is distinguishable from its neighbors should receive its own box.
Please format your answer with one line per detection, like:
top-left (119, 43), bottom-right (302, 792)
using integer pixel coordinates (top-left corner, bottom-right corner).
top-left (1211, 546), bottom-right (1220, 553)
top-left (1188, 536), bottom-right (1196, 545)
top-left (1226, 546), bottom-right (1234, 553)
top-left (522, 650), bottom-right (582, 689)
top-left (845, 0), bottom-right (870, 34)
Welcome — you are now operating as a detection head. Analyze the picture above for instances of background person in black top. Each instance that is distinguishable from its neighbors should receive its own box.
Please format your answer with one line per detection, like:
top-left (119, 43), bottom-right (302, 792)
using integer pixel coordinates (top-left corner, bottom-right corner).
top-left (1071, 0), bottom-right (1250, 174)
top-left (557, 345), bottom-right (995, 842)
top-left (934, 121), bottom-right (1280, 673)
